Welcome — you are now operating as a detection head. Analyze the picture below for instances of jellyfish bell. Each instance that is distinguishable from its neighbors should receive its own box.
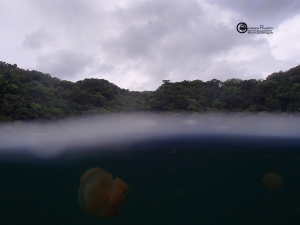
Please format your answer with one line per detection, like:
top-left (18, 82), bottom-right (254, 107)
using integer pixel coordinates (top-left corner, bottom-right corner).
top-left (78, 167), bottom-right (129, 217)
top-left (262, 172), bottom-right (282, 190)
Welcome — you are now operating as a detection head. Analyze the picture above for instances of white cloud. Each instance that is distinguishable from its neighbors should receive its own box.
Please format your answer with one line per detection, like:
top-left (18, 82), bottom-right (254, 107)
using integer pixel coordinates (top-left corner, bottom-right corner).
top-left (201, 60), bottom-right (242, 81)
top-left (268, 14), bottom-right (300, 61)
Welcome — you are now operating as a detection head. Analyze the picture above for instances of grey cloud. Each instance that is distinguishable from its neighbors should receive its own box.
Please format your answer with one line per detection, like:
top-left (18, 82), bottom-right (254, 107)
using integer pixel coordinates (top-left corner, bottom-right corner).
top-left (105, 0), bottom-right (260, 60)
top-left (36, 50), bottom-right (93, 79)
top-left (104, 0), bottom-right (204, 59)
top-left (125, 0), bottom-right (203, 30)
top-left (27, 0), bottom-right (92, 21)
top-left (213, 0), bottom-right (300, 26)
top-left (99, 0), bottom-right (268, 87)
top-left (22, 27), bottom-right (51, 49)
top-left (27, 0), bottom-right (97, 37)
top-left (93, 1), bottom-right (207, 88)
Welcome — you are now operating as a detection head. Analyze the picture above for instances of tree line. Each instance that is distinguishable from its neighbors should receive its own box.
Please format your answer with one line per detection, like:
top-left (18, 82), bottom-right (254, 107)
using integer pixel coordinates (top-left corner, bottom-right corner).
top-left (0, 61), bottom-right (300, 121)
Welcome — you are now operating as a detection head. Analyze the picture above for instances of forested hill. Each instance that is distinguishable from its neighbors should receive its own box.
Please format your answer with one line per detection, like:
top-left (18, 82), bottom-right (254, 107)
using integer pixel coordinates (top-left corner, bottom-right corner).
top-left (0, 61), bottom-right (300, 121)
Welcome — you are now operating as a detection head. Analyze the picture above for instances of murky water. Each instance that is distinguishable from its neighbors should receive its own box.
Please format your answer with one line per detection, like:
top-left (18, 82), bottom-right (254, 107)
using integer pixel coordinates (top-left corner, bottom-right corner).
top-left (1, 113), bottom-right (300, 225)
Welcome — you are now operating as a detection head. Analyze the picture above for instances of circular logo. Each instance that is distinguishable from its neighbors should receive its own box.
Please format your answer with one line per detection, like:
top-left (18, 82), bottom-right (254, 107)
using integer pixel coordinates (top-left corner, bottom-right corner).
top-left (237, 22), bottom-right (248, 33)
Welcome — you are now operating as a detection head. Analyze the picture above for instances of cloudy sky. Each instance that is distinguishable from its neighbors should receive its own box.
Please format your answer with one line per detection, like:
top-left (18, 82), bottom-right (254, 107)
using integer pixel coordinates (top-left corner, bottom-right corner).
top-left (1, 0), bottom-right (300, 91)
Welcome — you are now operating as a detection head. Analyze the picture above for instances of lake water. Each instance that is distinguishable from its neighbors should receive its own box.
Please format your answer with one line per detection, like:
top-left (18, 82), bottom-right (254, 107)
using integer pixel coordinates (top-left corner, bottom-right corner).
top-left (1, 113), bottom-right (300, 225)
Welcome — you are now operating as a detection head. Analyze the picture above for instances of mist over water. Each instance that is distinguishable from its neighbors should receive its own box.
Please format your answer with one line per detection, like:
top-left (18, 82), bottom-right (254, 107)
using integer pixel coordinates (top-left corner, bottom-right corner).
top-left (0, 113), bottom-right (300, 161)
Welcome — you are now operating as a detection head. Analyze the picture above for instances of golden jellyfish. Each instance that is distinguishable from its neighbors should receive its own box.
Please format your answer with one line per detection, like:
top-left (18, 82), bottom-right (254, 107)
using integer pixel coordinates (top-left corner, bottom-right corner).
top-left (262, 172), bottom-right (282, 190)
top-left (78, 167), bottom-right (129, 217)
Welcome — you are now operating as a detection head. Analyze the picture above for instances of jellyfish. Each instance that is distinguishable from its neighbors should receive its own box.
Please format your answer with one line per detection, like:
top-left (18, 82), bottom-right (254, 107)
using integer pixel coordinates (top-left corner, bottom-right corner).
top-left (262, 172), bottom-right (282, 190)
top-left (78, 167), bottom-right (129, 217)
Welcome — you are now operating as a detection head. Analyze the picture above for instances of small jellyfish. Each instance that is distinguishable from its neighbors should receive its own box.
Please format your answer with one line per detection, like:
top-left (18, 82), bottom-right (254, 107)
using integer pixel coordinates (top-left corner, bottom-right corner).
top-left (262, 172), bottom-right (282, 190)
top-left (78, 167), bottom-right (129, 217)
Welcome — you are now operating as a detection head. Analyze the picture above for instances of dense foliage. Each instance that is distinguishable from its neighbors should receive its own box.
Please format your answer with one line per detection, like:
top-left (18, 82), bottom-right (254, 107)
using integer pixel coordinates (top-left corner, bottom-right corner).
top-left (1, 61), bottom-right (300, 121)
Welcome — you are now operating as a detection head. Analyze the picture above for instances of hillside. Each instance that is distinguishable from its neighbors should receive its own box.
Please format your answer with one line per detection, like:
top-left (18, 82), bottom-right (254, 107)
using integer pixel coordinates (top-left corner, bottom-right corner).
top-left (0, 61), bottom-right (300, 121)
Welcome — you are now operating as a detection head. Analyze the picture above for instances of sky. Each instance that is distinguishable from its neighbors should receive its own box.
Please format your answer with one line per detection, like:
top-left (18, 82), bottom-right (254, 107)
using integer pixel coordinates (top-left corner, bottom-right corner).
top-left (1, 0), bottom-right (300, 91)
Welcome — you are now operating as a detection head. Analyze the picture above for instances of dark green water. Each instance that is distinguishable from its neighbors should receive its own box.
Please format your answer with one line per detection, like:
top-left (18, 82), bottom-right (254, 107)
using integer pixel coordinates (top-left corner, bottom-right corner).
top-left (1, 135), bottom-right (300, 225)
